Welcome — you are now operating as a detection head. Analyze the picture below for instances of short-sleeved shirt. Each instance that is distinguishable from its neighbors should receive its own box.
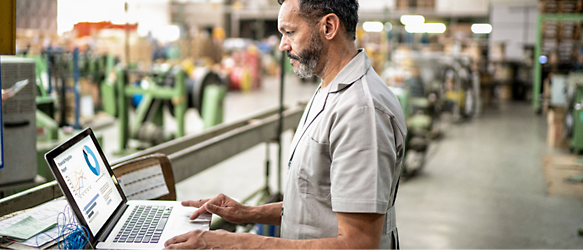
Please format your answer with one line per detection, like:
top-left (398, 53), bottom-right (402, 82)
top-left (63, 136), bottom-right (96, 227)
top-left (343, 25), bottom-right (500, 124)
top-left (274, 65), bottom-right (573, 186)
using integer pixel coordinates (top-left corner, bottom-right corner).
top-left (281, 49), bottom-right (407, 249)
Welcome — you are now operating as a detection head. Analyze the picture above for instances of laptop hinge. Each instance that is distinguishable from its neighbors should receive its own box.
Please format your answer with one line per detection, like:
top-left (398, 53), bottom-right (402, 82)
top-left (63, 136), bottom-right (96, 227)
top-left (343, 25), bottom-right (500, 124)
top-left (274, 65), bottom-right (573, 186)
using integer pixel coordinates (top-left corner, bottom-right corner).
top-left (96, 203), bottom-right (129, 243)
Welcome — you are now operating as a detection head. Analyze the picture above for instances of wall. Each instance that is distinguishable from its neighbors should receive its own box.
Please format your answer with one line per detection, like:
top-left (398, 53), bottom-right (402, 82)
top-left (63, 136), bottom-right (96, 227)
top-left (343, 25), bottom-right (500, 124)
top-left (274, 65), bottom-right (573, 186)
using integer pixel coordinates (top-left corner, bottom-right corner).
top-left (436, 0), bottom-right (489, 15)
top-left (489, 3), bottom-right (538, 61)
top-left (17, 0), bottom-right (57, 32)
top-left (181, 2), bottom-right (225, 31)
top-left (359, 0), bottom-right (395, 11)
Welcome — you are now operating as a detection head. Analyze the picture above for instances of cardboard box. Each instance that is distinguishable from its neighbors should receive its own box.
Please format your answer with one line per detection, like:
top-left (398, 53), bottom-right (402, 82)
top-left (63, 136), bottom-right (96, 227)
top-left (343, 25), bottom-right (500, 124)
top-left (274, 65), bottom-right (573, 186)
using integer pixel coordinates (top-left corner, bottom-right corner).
top-left (498, 84), bottom-right (513, 101)
top-left (547, 107), bottom-right (569, 148)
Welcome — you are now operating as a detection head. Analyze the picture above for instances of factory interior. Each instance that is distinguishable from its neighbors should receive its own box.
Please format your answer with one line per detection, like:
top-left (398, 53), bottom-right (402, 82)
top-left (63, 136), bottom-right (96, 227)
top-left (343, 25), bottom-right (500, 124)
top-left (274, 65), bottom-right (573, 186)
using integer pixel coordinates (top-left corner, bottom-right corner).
top-left (1, 0), bottom-right (583, 249)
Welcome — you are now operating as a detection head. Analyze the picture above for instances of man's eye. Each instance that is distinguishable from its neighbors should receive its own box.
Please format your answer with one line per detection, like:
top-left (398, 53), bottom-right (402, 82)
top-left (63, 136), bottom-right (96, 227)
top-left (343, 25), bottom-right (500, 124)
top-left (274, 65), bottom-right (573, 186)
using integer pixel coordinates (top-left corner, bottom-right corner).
top-left (287, 31), bottom-right (294, 35)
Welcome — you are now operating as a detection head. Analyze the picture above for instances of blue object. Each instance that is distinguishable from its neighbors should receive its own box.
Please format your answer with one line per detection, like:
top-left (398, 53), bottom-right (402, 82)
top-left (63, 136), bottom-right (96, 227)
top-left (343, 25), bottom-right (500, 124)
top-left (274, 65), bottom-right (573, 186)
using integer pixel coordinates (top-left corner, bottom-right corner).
top-left (132, 81), bottom-right (143, 108)
top-left (83, 145), bottom-right (100, 176)
top-left (539, 55), bottom-right (548, 64)
top-left (256, 224), bottom-right (278, 237)
top-left (73, 47), bottom-right (81, 129)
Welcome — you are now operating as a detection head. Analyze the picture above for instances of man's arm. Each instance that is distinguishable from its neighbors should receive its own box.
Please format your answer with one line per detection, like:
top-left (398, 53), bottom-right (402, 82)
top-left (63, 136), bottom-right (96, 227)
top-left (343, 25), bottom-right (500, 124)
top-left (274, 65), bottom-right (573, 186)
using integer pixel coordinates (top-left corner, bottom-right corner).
top-left (164, 212), bottom-right (385, 249)
top-left (183, 194), bottom-right (282, 225)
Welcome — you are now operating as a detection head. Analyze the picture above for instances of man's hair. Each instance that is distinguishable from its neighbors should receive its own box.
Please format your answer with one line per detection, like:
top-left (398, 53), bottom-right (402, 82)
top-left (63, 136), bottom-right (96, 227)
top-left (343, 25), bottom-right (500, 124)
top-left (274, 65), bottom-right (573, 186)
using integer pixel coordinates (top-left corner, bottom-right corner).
top-left (278, 0), bottom-right (358, 40)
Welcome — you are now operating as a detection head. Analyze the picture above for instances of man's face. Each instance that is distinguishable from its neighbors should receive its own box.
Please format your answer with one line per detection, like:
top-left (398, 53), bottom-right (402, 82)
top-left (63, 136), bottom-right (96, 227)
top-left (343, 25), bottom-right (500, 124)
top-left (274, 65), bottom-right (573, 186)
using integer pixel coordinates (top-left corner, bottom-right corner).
top-left (278, 0), bottom-right (323, 78)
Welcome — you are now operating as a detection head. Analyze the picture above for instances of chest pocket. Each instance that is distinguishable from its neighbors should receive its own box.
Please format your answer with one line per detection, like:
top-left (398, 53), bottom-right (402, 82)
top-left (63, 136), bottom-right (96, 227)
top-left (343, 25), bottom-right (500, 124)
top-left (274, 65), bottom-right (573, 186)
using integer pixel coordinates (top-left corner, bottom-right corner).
top-left (295, 136), bottom-right (332, 202)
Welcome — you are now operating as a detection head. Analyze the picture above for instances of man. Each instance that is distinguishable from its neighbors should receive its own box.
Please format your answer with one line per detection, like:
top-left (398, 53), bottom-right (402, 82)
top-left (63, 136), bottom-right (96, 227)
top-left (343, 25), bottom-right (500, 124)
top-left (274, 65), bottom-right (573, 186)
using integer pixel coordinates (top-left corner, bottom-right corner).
top-left (164, 0), bottom-right (406, 248)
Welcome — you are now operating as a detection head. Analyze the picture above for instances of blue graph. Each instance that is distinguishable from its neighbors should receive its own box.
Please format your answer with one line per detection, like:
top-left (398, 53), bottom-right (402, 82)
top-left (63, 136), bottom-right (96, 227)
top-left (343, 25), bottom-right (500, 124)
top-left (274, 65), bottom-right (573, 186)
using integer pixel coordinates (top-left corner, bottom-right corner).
top-left (83, 145), bottom-right (100, 176)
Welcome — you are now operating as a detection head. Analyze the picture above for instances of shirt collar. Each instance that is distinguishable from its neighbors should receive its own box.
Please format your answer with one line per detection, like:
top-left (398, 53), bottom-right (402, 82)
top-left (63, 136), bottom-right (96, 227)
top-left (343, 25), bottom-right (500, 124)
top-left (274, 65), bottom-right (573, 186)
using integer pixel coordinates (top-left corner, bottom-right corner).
top-left (326, 49), bottom-right (372, 93)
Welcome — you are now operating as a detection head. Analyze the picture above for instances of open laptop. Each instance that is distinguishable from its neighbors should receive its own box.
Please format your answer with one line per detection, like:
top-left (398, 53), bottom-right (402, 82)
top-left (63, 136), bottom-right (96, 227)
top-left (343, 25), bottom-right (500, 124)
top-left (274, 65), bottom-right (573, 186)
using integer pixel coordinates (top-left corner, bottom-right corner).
top-left (45, 128), bottom-right (210, 249)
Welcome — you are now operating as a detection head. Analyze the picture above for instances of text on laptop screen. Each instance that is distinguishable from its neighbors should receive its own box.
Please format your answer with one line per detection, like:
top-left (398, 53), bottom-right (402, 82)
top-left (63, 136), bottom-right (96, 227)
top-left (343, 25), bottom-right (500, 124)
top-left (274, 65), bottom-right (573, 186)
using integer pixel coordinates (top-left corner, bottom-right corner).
top-left (53, 135), bottom-right (123, 234)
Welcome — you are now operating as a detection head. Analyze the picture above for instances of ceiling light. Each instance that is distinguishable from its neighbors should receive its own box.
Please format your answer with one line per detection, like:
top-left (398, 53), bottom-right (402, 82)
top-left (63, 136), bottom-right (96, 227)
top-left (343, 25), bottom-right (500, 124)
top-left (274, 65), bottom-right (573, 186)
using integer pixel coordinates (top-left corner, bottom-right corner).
top-left (363, 21), bottom-right (384, 32)
top-left (471, 23), bottom-right (492, 34)
top-left (405, 23), bottom-right (446, 33)
top-left (400, 15), bottom-right (425, 25)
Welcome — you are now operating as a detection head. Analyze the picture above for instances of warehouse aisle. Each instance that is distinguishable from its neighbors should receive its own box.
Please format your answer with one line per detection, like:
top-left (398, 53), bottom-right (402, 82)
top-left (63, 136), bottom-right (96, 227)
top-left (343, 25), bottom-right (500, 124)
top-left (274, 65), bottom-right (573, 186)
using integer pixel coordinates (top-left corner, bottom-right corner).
top-left (396, 103), bottom-right (583, 248)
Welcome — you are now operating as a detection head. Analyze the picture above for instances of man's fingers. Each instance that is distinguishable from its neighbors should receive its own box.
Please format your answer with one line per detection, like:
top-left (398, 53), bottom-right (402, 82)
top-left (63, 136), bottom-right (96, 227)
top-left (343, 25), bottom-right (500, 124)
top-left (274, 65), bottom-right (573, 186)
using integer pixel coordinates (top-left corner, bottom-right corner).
top-left (182, 199), bottom-right (210, 208)
top-left (164, 232), bottom-right (189, 247)
top-left (205, 203), bottom-right (222, 215)
top-left (189, 206), bottom-right (209, 220)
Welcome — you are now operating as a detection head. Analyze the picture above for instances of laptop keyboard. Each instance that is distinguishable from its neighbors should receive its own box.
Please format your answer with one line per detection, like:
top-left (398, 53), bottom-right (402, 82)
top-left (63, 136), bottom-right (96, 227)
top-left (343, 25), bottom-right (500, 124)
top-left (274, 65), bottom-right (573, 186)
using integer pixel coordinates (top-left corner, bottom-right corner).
top-left (113, 205), bottom-right (173, 244)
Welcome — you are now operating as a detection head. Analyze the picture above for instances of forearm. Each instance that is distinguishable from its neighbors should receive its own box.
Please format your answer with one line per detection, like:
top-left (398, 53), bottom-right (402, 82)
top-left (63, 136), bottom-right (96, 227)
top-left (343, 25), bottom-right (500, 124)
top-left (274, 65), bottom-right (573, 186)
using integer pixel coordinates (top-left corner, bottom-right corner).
top-left (202, 230), bottom-right (375, 249)
top-left (246, 202), bottom-right (282, 226)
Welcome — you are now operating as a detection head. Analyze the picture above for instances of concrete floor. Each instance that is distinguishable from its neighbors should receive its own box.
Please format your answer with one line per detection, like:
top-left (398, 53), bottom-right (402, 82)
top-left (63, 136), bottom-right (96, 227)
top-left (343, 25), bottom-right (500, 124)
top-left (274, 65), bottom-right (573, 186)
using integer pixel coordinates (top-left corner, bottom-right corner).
top-left (99, 75), bottom-right (583, 248)
top-left (397, 103), bottom-right (583, 248)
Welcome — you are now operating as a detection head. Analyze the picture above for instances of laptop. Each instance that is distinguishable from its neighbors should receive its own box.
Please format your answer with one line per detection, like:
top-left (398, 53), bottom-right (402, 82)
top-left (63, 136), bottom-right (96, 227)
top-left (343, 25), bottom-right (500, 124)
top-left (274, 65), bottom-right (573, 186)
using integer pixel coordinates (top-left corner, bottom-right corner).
top-left (45, 128), bottom-right (211, 249)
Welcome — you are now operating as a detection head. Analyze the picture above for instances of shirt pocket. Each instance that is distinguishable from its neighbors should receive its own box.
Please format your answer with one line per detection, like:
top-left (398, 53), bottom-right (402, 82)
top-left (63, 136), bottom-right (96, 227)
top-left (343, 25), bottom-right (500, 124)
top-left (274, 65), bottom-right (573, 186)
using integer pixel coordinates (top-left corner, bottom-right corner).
top-left (296, 136), bottom-right (332, 202)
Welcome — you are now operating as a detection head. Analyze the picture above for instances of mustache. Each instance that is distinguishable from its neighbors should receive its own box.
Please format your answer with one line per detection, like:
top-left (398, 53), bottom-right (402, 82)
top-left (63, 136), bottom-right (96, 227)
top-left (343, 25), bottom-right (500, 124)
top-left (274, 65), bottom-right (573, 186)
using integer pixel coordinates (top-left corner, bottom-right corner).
top-left (286, 51), bottom-right (302, 63)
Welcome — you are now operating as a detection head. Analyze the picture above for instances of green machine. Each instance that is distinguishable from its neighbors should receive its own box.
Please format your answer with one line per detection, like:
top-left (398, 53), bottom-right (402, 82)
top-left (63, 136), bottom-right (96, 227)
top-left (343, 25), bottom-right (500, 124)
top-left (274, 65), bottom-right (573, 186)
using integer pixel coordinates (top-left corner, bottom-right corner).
top-left (390, 77), bottom-right (436, 177)
top-left (565, 73), bottom-right (583, 153)
top-left (108, 65), bottom-right (226, 153)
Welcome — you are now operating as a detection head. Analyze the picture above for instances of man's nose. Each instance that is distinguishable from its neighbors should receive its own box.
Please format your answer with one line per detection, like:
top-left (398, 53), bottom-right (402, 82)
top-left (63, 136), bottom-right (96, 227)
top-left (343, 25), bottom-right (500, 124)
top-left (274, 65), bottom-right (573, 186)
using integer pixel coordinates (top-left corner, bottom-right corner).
top-left (279, 38), bottom-right (290, 52)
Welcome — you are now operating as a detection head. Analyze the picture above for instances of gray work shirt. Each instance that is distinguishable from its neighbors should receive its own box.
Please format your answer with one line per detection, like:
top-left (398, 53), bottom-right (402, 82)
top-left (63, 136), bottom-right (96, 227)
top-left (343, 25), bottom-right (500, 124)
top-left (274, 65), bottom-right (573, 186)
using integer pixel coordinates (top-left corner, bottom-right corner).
top-left (281, 49), bottom-right (407, 249)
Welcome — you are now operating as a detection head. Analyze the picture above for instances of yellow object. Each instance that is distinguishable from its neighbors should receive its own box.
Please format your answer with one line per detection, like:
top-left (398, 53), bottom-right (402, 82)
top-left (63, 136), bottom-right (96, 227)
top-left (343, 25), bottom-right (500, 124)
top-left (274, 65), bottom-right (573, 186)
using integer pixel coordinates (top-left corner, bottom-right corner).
top-left (446, 90), bottom-right (465, 105)
top-left (240, 69), bottom-right (252, 93)
top-left (247, 44), bottom-right (258, 55)
top-left (356, 27), bottom-right (365, 41)
top-left (213, 27), bottom-right (226, 41)
top-left (181, 60), bottom-right (195, 75)
top-left (0, 0), bottom-right (16, 55)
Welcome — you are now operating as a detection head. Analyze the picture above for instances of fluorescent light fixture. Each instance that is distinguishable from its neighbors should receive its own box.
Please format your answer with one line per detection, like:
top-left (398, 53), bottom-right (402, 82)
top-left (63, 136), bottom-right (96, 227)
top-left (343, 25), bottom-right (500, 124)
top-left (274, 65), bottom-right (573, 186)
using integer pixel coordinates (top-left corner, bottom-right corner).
top-left (405, 23), bottom-right (446, 33)
top-left (385, 22), bottom-right (393, 32)
top-left (363, 21), bottom-right (384, 32)
top-left (400, 15), bottom-right (425, 25)
top-left (424, 23), bottom-right (446, 33)
top-left (471, 23), bottom-right (492, 34)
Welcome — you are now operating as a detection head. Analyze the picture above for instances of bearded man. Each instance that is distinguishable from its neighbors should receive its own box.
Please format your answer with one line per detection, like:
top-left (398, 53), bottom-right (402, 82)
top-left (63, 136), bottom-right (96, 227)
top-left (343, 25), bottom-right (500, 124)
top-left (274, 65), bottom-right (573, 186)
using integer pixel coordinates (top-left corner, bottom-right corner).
top-left (164, 0), bottom-right (406, 248)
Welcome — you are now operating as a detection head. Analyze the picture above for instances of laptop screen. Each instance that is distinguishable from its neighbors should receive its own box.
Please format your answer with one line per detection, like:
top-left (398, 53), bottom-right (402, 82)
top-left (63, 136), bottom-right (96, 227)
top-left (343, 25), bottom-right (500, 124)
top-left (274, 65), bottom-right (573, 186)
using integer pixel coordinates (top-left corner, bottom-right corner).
top-left (52, 134), bottom-right (124, 235)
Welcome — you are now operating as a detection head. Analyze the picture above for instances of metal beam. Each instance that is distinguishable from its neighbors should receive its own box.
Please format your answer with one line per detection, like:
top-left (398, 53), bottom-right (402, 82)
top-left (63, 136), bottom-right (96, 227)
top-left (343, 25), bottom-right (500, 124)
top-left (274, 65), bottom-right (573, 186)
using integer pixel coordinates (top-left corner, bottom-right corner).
top-left (112, 106), bottom-right (285, 164)
top-left (0, 105), bottom-right (304, 216)
top-left (170, 105), bottom-right (304, 183)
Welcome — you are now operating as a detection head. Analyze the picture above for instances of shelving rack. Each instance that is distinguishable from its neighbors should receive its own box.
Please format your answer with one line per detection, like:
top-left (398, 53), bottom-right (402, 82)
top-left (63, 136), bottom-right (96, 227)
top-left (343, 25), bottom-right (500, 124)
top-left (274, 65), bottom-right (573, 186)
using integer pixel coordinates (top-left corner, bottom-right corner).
top-left (533, 13), bottom-right (583, 111)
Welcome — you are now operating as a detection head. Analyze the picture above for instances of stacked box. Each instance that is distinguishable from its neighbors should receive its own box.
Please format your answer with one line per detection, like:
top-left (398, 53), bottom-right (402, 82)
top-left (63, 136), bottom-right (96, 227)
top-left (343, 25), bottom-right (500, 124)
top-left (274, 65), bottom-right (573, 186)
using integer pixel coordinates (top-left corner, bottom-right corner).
top-left (396, 0), bottom-right (435, 10)
top-left (540, 0), bottom-right (559, 13)
top-left (540, 0), bottom-right (583, 13)
top-left (547, 107), bottom-right (569, 148)
top-left (540, 1), bottom-right (583, 65)
top-left (558, 0), bottom-right (583, 13)
top-left (559, 21), bottom-right (581, 39)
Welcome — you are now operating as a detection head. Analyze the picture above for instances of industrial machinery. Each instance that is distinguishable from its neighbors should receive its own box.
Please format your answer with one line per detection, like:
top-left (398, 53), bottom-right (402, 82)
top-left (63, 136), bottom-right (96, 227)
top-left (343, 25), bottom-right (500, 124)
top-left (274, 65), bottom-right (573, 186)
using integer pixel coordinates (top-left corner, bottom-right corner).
top-left (564, 73), bottom-right (583, 153)
top-left (441, 58), bottom-right (478, 121)
top-left (0, 57), bottom-right (37, 185)
top-left (108, 65), bottom-right (226, 152)
top-left (384, 59), bottom-right (441, 176)
top-left (390, 79), bottom-right (438, 176)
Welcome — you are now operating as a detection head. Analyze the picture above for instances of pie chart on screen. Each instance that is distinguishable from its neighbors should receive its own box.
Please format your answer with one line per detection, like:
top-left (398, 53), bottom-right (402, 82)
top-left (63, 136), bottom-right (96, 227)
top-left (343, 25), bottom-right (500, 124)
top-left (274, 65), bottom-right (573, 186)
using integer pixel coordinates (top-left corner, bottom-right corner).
top-left (83, 146), bottom-right (100, 176)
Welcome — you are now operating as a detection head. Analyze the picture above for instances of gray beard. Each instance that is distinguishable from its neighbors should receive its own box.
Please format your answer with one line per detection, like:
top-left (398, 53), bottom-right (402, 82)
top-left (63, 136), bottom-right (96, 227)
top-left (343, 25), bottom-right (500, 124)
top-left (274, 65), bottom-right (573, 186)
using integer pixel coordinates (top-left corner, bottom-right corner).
top-left (293, 30), bottom-right (323, 78)
top-left (294, 58), bottom-right (318, 78)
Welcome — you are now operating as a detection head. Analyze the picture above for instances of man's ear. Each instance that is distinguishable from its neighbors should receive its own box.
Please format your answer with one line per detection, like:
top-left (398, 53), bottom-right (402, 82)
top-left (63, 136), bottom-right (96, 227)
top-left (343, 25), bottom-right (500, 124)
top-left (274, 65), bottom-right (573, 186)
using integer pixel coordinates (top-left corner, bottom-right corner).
top-left (320, 13), bottom-right (340, 41)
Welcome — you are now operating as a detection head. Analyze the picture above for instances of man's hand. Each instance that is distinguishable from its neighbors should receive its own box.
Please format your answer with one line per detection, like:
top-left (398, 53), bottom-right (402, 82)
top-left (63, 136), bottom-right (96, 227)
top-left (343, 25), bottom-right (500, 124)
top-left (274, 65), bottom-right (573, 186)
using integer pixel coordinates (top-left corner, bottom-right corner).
top-left (182, 193), bottom-right (250, 224)
top-left (164, 229), bottom-right (230, 249)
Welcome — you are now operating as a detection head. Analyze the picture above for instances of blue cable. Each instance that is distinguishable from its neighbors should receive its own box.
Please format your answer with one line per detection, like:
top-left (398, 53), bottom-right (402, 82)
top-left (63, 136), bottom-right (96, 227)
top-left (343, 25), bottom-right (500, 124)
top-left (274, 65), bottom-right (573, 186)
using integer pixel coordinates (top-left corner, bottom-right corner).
top-left (35, 205), bottom-right (89, 249)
